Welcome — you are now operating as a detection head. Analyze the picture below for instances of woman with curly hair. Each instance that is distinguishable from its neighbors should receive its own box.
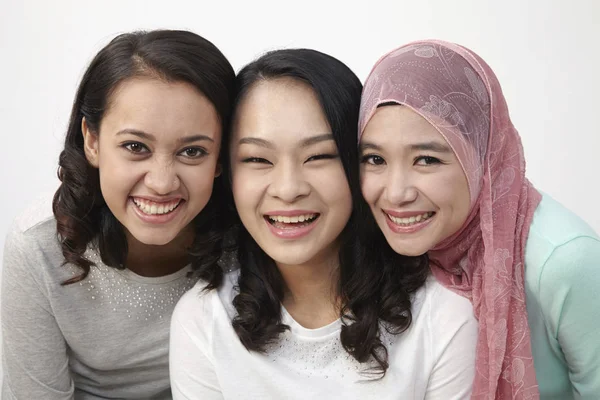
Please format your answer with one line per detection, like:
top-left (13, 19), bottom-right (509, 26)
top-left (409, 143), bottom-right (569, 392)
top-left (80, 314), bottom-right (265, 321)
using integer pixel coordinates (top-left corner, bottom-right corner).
top-left (170, 48), bottom-right (477, 399)
top-left (1, 30), bottom-right (235, 399)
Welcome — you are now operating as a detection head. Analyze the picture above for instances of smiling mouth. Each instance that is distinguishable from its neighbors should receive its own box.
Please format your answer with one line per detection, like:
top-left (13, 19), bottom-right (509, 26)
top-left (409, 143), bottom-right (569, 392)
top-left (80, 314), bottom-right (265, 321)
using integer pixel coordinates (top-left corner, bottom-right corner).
top-left (132, 198), bottom-right (183, 216)
top-left (386, 211), bottom-right (435, 226)
top-left (265, 213), bottom-right (320, 229)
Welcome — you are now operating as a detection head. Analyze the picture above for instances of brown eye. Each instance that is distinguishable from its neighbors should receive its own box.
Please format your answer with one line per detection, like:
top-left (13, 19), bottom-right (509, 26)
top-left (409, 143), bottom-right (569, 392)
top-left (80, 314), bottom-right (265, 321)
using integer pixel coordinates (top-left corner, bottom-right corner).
top-left (414, 156), bottom-right (442, 166)
top-left (123, 142), bottom-right (149, 154)
top-left (361, 154), bottom-right (385, 165)
top-left (179, 147), bottom-right (207, 159)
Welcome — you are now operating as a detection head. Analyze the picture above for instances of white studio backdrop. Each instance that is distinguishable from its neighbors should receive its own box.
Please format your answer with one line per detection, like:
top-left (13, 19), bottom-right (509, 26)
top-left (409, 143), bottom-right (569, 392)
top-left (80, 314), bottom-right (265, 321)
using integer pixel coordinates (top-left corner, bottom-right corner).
top-left (0, 0), bottom-right (598, 381)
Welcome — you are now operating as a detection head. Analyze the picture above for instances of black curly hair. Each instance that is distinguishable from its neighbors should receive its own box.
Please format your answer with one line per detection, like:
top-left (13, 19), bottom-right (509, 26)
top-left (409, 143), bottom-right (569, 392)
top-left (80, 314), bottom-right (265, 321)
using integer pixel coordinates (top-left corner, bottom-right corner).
top-left (52, 30), bottom-right (236, 285)
top-left (197, 48), bottom-right (429, 377)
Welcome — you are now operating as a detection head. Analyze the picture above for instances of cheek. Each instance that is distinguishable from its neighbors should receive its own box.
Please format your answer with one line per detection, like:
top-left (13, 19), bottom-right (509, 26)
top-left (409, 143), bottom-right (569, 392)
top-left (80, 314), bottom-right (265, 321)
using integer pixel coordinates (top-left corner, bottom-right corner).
top-left (360, 172), bottom-right (383, 205)
top-left (97, 145), bottom-right (142, 189)
top-left (455, 173), bottom-right (472, 221)
top-left (185, 168), bottom-right (215, 197)
top-left (315, 168), bottom-right (352, 217)
top-left (98, 160), bottom-right (141, 195)
top-left (432, 170), bottom-right (470, 215)
top-left (231, 169), bottom-right (261, 213)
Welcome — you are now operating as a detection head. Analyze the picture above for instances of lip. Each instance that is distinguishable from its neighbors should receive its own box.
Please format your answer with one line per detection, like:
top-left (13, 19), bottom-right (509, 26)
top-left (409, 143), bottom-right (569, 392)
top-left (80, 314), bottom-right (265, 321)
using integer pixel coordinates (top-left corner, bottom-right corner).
top-left (131, 195), bottom-right (183, 204)
top-left (383, 210), bottom-right (434, 234)
top-left (383, 209), bottom-right (433, 218)
top-left (264, 214), bottom-right (320, 239)
top-left (130, 197), bottom-right (184, 224)
top-left (263, 209), bottom-right (319, 217)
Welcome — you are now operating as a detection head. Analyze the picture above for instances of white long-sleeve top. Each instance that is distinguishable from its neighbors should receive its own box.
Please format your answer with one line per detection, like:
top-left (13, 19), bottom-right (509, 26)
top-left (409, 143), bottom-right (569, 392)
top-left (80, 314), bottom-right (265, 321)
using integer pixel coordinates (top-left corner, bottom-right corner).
top-left (170, 270), bottom-right (477, 400)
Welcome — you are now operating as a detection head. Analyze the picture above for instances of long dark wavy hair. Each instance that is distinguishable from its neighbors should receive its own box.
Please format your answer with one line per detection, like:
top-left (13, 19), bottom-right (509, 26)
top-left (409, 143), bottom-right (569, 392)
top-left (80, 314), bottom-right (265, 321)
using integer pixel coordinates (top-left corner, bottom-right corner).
top-left (197, 49), bottom-right (430, 377)
top-left (53, 30), bottom-right (236, 285)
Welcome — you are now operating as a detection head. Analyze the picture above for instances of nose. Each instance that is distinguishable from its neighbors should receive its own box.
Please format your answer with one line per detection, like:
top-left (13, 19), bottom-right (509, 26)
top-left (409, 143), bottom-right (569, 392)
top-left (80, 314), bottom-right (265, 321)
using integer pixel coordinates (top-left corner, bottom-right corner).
top-left (266, 160), bottom-right (310, 203)
top-left (385, 166), bottom-right (417, 205)
top-left (144, 157), bottom-right (180, 195)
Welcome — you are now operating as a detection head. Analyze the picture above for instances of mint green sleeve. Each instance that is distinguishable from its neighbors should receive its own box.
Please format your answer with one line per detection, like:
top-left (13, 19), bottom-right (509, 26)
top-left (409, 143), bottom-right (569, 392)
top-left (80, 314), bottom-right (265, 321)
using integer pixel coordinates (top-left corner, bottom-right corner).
top-left (538, 235), bottom-right (600, 399)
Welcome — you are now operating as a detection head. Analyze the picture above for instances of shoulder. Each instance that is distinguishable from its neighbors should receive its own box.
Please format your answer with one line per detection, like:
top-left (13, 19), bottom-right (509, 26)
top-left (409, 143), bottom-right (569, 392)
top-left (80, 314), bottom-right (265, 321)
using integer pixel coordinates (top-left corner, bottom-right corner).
top-left (172, 280), bottom-right (214, 324)
top-left (10, 191), bottom-right (56, 235)
top-left (526, 194), bottom-right (600, 292)
top-left (423, 276), bottom-right (475, 319)
top-left (405, 276), bottom-right (478, 367)
top-left (5, 192), bottom-right (57, 251)
top-left (417, 275), bottom-right (477, 335)
top-left (171, 270), bottom-right (239, 330)
top-left (2, 193), bottom-right (72, 300)
top-left (3, 193), bottom-right (61, 272)
top-left (527, 193), bottom-right (597, 250)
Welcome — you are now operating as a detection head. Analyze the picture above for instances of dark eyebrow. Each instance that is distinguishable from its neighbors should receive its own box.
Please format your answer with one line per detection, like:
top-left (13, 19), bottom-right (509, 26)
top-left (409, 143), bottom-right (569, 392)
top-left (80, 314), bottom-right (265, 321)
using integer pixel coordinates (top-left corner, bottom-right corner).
top-left (116, 129), bottom-right (214, 144)
top-left (238, 137), bottom-right (275, 149)
top-left (177, 134), bottom-right (214, 145)
top-left (116, 129), bottom-right (155, 141)
top-left (360, 140), bottom-right (452, 153)
top-left (410, 141), bottom-right (452, 153)
top-left (360, 142), bottom-right (383, 152)
top-left (238, 133), bottom-right (334, 149)
top-left (300, 133), bottom-right (334, 148)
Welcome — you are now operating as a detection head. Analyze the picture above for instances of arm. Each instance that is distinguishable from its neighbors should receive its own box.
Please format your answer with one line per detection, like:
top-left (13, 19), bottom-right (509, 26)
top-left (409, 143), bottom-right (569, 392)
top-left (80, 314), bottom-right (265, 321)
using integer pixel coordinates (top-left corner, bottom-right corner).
top-left (1, 226), bottom-right (74, 399)
top-left (425, 285), bottom-right (478, 400)
top-left (170, 287), bottom-right (223, 400)
top-left (539, 236), bottom-right (600, 399)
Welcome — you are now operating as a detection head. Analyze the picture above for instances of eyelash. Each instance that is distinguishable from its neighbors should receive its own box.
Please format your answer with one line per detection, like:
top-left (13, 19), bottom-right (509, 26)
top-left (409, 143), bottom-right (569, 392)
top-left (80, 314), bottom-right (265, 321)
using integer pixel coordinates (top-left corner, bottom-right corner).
top-left (360, 154), bottom-right (443, 166)
top-left (122, 142), bottom-right (149, 154)
top-left (121, 142), bottom-right (208, 159)
top-left (178, 147), bottom-right (208, 159)
top-left (241, 154), bottom-right (338, 164)
top-left (306, 153), bottom-right (338, 162)
top-left (361, 154), bottom-right (385, 165)
top-left (414, 155), bottom-right (442, 165)
top-left (242, 157), bottom-right (271, 164)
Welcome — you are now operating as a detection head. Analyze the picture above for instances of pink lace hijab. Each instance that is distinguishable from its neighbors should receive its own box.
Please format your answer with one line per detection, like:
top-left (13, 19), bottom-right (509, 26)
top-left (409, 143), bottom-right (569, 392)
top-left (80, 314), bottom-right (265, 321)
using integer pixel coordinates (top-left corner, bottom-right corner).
top-left (359, 40), bottom-right (542, 399)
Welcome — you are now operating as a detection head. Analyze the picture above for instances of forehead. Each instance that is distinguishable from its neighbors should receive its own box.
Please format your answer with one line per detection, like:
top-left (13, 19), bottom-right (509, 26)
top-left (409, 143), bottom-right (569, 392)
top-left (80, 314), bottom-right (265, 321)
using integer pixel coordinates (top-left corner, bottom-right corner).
top-left (360, 43), bottom-right (490, 163)
top-left (362, 105), bottom-right (447, 146)
top-left (102, 77), bottom-right (219, 136)
top-left (233, 78), bottom-right (331, 144)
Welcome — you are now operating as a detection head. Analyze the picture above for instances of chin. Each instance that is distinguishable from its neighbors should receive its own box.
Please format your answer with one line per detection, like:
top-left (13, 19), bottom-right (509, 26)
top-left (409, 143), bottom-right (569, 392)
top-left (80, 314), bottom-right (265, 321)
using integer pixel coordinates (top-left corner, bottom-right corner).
top-left (388, 241), bottom-right (430, 257)
top-left (128, 230), bottom-right (178, 247)
top-left (264, 248), bottom-right (315, 267)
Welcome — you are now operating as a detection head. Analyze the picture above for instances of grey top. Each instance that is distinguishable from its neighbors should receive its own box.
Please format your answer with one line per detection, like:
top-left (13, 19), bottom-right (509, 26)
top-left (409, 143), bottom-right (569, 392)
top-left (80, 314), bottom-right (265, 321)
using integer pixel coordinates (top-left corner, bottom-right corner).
top-left (1, 201), bottom-right (199, 399)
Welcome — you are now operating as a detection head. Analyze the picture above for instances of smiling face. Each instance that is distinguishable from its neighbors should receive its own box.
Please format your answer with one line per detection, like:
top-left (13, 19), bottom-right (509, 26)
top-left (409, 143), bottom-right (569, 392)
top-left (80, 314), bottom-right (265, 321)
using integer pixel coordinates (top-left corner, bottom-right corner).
top-left (359, 105), bottom-right (471, 256)
top-left (230, 78), bottom-right (352, 268)
top-left (82, 77), bottom-right (222, 247)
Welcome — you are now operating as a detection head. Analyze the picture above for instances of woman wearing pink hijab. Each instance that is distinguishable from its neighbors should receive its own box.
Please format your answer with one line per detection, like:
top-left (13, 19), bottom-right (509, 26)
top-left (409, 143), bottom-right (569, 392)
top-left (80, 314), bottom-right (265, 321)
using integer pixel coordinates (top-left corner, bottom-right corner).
top-left (359, 40), bottom-right (600, 399)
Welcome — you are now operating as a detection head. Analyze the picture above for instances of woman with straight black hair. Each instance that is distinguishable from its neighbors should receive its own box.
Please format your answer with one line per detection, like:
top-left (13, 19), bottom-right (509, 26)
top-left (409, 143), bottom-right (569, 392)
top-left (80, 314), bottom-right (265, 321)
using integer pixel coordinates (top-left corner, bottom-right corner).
top-left (2, 29), bottom-right (235, 399)
top-left (170, 48), bottom-right (477, 399)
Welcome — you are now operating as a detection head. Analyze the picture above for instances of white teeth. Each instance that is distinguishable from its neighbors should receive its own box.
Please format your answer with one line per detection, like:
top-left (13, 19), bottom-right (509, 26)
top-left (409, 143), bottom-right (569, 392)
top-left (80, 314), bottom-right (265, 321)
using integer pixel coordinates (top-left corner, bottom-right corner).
top-left (388, 212), bottom-right (433, 226)
top-left (268, 214), bottom-right (317, 224)
top-left (133, 198), bottom-right (181, 215)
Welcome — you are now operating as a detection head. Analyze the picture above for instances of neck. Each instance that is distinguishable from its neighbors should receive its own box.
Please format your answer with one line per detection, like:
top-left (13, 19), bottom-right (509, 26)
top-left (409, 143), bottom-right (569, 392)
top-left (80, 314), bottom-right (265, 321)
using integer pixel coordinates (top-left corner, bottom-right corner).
top-left (124, 225), bottom-right (194, 277)
top-left (277, 244), bottom-right (341, 329)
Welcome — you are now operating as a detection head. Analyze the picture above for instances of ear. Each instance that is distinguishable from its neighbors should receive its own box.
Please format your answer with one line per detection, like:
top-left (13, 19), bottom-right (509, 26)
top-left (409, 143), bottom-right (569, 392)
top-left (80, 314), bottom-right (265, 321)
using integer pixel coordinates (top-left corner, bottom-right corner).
top-left (82, 117), bottom-right (100, 168)
top-left (214, 163), bottom-right (222, 178)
